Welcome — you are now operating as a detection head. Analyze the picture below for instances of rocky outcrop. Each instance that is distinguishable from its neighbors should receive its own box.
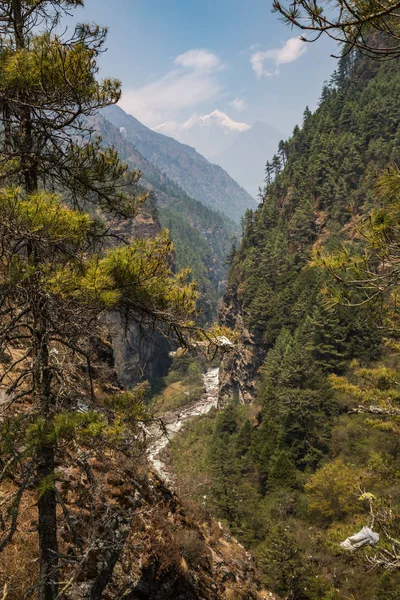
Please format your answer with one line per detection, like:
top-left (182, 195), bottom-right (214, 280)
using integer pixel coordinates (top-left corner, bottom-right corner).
top-left (218, 285), bottom-right (258, 407)
top-left (103, 470), bottom-right (266, 600)
top-left (0, 443), bottom-right (270, 600)
top-left (105, 196), bottom-right (173, 390)
top-left (111, 319), bottom-right (171, 390)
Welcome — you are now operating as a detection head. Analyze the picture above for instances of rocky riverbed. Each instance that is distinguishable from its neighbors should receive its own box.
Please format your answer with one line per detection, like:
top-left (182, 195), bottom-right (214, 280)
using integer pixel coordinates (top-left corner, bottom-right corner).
top-left (147, 367), bottom-right (219, 480)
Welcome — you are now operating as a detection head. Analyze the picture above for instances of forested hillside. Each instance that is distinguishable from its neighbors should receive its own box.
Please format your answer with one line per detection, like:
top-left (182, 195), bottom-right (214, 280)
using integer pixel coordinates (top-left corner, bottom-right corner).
top-left (170, 49), bottom-right (400, 599)
top-left (93, 113), bottom-right (238, 319)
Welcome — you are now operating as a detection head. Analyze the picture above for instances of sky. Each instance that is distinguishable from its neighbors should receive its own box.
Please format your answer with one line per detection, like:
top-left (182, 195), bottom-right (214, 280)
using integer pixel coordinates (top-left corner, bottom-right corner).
top-left (69, 0), bottom-right (340, 137)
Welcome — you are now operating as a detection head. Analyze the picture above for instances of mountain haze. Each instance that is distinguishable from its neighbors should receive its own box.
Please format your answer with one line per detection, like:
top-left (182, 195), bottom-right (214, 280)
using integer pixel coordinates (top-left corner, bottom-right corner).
top-left (91, 112), bottom-right (239, 319)
top-left (154, 109), bottom-right (284, 198)
top-left (102, 105), bottom-right (256, 222)
top-left (155, 110), bottom-right (251, 159)
top-left (213, 120), bottom-right (284, 197)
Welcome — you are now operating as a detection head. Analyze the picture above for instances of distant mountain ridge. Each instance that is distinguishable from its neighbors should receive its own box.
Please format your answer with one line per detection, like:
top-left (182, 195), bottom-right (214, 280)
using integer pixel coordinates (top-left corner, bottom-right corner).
top-left (150, 109), bottom-right (285, 198)
top-left (155, 110), bottom-right (252, 163)
top-left (91, 112), bottom-right (239, 322)
top-left (187, 109), bottom-right (251, 132)
top-left (102, 105), bottom-right (256, 222)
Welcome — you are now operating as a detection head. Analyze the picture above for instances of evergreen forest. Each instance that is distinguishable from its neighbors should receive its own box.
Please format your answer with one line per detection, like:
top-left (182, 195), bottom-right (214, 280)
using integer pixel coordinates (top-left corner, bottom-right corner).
top-left (170, 44), bottom-right (400, 600)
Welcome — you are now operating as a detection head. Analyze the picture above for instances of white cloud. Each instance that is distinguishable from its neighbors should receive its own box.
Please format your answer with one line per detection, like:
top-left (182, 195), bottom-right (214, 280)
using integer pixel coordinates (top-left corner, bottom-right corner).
top-left (174, 49), bottom-right (221, 71)
top-left (230, 98), bottom-right (247, 111)
top-left (250, 54), bottom-right (279, 78)
top-left (250, 37), bottom-right (307, 78)
top-left (119, 49), bottom-right (223, 127)
top-left (153, 120), bottom-right (185, 140)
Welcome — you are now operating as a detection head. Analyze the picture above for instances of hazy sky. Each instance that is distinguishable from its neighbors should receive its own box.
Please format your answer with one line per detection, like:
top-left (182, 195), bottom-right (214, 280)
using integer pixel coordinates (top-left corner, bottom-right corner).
top-left (70, 0), bottom-right (339, 136)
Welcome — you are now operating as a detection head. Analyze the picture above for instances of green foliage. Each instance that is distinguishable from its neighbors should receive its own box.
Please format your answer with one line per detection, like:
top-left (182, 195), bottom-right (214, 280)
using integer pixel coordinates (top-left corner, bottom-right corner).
top-left (152, 356), bottom-right (204, 411)
top-left (159, 198), bottom-right (239, 321)
top-left (305, 459), bottom-right (362, 520)
top-left (170, 47), bottom-right (400, 599)
top-left (256, 523), bottom-right (331, 600)
top-left (256, 326), bottom-right (336, 476)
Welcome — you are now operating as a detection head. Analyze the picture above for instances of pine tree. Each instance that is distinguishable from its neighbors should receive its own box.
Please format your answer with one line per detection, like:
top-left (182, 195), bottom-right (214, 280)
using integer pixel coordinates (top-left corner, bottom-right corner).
top-left (273, 0), bottom-right (400, 59)
top-left (208, 404), bottom-right (239, 522)
top-left (271, 154), bottom-right (282, 179)
top-left (264, 160), bottom-right (274, 186)
top-left (0, 3), bottom-right (199, 598)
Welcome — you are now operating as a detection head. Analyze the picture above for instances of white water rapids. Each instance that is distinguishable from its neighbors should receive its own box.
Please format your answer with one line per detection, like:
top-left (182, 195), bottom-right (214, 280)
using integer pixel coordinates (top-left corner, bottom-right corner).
top-left (146, 367), bottom-right (219, 480)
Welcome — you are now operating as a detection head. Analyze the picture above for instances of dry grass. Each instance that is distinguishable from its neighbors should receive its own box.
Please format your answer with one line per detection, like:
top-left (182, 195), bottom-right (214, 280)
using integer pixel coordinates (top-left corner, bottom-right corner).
top-left (0, 482), bottom-right (39, 600)
top-left (152, 381), bottom-right (188, 413)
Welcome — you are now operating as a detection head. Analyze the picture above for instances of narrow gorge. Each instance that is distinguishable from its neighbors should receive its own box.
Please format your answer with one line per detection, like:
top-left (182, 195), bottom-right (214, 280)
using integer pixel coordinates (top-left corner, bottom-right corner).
top-left (147, 368), bottom-right (220, 481)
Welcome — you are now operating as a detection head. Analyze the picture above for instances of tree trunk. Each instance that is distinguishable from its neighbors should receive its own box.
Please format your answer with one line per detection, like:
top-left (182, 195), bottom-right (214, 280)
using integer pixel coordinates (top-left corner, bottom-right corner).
top-left (10, 3), bottom-right (58, 596)
top-left (33, 308), bottom-right (59, 600)
top-left (37, 443), bottom-right (59, 600)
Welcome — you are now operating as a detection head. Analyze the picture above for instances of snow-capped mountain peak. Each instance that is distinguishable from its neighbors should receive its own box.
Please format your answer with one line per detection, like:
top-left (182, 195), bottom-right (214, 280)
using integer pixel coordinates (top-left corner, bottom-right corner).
top-left (184, 110), bottom-right (251, 133)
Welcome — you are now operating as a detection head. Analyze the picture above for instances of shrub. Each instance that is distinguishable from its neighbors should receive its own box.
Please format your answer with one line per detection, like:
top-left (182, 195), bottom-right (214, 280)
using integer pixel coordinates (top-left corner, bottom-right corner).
top-left (305, 459), bottom-right (362, 520)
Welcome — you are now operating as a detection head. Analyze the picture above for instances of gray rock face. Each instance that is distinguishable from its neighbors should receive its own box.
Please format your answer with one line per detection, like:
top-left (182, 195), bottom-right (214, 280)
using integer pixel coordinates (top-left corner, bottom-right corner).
top-left (218, 285), bottom-right (258, 407)
top-left (111, 319), bottom-right (171, 390)
top-left (101, 185), bottom-right (173, 390)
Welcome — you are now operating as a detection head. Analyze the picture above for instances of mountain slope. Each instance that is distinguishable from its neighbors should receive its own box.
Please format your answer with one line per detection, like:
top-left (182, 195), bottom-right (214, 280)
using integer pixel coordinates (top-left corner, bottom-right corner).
top-left (102, 105), bottom-right (257, 222)
top-left (155, 110), bottom-right (284, 198)
top-left (168, 51), bottom-right (400, 600)
top-left (92, 113), bottom-right (239, 319)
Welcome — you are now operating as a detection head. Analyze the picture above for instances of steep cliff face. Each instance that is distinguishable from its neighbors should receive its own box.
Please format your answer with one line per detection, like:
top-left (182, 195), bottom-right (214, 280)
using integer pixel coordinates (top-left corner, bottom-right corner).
top-left (111, 319), bottom-right (171, 389)
top-left (218, 285), bottom-right (256, 407)
top-left (107, 195), bottom-right (173, 389)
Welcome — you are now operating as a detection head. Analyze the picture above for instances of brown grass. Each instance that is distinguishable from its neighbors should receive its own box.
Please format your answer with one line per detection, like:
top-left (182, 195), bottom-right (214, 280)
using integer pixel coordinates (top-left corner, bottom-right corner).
top-left (0, 482), bottom-right (39, 600)
top-left (152, 381), bottom-right (188, 413)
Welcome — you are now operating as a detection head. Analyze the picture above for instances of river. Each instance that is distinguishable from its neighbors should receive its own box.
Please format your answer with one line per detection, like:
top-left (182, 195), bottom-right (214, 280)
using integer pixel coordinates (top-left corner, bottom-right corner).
top-left (146, 367), bottom-right (219, 480)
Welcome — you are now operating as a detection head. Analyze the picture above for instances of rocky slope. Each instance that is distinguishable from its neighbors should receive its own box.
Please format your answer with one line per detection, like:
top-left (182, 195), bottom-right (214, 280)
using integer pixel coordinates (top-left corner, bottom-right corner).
top-left (218, 290), bottom-right (256, 407)
top-left (155, 111), bottom-right (284, 198)
top-left (0, 432), bottom-right (273, 600)
top-left (102, 105), bottom-right (257, 222)
top-left (0, 332), bottom-right (272, 600)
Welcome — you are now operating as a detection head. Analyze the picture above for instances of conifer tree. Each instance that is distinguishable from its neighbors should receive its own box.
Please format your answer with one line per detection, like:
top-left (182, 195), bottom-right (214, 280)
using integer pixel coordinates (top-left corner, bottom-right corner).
top-left (273, 0), bottom-right (400, 59)
top-left (271, 154), bottom-right (282, 179)
top-left (0, 2), bottom-right (200, 598)
top-left (264, 160), bottom-right (274, 186)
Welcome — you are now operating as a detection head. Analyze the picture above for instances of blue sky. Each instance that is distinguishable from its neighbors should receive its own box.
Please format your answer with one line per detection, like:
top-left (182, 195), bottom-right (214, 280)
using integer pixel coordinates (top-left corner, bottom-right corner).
top-left (72, 0), bottom-right (339, 136)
